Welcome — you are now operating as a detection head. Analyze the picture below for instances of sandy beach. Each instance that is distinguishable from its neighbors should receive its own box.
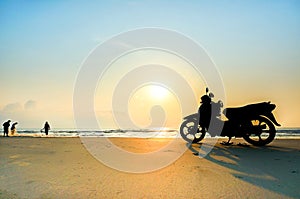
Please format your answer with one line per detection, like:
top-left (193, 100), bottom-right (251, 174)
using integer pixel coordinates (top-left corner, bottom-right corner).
top-left (0, 137), bottom-right (299, 199)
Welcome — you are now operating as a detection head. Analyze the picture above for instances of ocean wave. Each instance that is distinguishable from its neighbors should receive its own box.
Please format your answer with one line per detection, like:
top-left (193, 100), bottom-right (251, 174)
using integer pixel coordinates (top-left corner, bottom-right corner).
top-left (4, 128), bottom-right (179, 138)
top-left (2, 128), bottom-right (299, 138)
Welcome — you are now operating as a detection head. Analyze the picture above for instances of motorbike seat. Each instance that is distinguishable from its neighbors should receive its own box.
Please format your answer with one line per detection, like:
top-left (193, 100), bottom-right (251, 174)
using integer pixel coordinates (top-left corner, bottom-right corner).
top-left (223, 107), bottom-right (245, 119)
top-left (223, 102), bottom-right (276, 120)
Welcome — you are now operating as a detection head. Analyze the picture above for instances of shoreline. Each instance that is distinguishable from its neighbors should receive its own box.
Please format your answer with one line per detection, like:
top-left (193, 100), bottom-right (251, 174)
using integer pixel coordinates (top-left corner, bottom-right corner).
top-left (0, 137), bottom-right (299, 198)
top-left (2, 134), bottom-right (300, 139)
top-left (1, 127), bottom-right (299, 138)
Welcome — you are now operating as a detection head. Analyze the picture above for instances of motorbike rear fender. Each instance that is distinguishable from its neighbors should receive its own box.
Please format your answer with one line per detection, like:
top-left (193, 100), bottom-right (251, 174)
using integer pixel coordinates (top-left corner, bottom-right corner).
top-left (262, 112), bottom-right (281, 126)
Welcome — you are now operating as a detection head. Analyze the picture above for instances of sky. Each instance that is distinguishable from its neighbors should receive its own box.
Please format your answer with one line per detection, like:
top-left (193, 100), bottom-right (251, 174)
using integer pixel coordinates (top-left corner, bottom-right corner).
top-left (0, 0), bottom-right (299, 129)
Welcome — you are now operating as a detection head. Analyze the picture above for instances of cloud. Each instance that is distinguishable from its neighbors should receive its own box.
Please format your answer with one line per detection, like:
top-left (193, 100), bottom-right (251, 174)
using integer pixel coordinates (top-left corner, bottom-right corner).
top-left (1, 103), bottom-right (22, 113)
top-left (0, 103), bottom-right (22, 123)
top-left (0, 100), bottom-right (37, 121)
top-left (1, 100), bottom-right (37, 113)
top-left (0, 100), bottom-right (75, 128)
top-left (24, 100), bottom-right (37, 110)
top-left (0, 100), bottom-right (41, 127)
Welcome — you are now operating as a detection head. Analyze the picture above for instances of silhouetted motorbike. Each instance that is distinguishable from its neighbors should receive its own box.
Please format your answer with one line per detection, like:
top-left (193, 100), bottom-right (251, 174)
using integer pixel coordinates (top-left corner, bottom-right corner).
top-left (180, 88), bottom-right (281, 146)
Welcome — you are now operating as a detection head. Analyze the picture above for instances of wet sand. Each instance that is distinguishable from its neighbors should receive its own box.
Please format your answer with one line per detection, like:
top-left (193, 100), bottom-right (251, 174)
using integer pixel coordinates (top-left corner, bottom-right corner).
top-left (0, 137), bottom-right (299, 198)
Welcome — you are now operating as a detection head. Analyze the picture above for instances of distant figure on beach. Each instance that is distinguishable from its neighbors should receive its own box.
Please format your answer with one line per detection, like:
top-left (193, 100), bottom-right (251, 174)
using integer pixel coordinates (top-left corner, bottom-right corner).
top-left (3, 120), bottom-right (11, 137)
top-left (41, 121), bottom-right (51, 135)
top-left (10, 122), bottom-right (18, 136)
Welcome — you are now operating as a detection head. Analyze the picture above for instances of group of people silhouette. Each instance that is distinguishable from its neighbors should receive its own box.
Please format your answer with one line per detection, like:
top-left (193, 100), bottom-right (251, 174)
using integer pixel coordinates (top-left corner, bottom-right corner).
top-left (2, 120), bottom-right (18, 137)
top-left (2, 120), bottom-right (51, 137)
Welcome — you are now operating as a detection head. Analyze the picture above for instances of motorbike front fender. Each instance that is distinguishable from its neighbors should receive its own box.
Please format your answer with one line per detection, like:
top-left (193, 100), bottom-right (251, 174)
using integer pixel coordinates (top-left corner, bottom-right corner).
top-left (183, 113), bottom-right (199, 121)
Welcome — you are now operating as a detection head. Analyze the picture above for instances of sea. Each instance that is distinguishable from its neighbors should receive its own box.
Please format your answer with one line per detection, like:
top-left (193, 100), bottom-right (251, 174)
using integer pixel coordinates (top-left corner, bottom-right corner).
top-left (1, 128), bottom-right (300, 138)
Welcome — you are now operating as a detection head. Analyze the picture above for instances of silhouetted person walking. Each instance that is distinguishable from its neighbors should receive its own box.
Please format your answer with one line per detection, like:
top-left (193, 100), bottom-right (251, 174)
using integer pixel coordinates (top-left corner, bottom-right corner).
top-left (42, 121), bottom-right (50, 135)
top-left (10, 122), bottom-right (18, 136)
top-left (3, 120), bottom-right (11, 137)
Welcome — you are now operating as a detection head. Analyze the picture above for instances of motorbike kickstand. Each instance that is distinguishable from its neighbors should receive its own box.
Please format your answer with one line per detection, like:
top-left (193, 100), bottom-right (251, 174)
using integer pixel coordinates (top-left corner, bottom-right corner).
top-left (221, 137), bottom-right (233, 146)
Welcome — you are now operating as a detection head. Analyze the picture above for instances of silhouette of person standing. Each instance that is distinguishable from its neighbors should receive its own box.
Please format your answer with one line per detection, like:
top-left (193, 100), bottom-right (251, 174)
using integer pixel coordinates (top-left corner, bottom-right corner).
top-left (10, 122), bottom-right (18, 136)
top-left (42, 121), bottom-right (51, 135)
top-left (3, 120), bottom-right (11, 137)
top-left (198, 95), bottom-right (212, 130)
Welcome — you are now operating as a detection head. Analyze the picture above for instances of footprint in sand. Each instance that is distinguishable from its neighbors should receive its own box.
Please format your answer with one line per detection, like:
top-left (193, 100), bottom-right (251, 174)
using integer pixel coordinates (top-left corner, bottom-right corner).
top-left (9, 155), bottom-right (20, 159)
top-left (13, 161), bottom-right (30, 167)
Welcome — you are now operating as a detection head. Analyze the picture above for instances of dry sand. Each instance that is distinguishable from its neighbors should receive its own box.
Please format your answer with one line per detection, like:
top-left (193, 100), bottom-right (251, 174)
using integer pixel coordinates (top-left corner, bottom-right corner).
top-left (0, 137), bottom-right (299, 199)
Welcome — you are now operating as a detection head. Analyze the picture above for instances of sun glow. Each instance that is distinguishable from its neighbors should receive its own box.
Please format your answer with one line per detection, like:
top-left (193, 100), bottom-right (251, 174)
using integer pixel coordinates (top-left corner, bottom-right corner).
top-left (125, 84), bottom-right (182, 128)
top-left (149, 85), bottom-right (169, 100)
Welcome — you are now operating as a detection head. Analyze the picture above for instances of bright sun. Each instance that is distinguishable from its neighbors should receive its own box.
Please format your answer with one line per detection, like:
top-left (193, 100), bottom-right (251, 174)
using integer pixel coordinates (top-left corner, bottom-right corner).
top-left (127, 84), bottom-right (181, 128)
top-left (149, 85), bottom-right (168, 100)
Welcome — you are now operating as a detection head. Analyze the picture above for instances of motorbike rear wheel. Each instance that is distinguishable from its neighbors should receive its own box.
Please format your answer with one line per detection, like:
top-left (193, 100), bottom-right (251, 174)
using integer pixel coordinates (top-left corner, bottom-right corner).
top-left (243, 116), bottom-right (276, 146)
top-left (180, 119), bottom-right (206, 143)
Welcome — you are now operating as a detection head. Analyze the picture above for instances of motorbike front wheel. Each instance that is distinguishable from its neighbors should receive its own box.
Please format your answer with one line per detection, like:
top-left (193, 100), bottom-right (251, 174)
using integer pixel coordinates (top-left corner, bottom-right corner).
top-left (180, 119), bottom-right (206, 143)
top-left (243, 116), bottom-right (276, 146)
